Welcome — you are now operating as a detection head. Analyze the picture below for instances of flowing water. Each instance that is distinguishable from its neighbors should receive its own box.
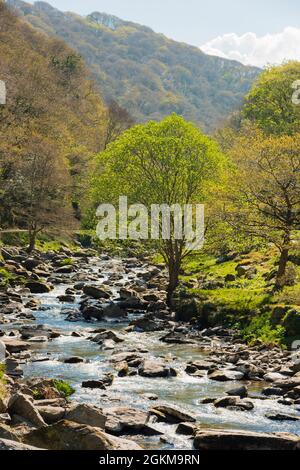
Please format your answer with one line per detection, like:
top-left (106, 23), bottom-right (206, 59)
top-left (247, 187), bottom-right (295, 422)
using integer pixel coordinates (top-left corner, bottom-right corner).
top-left (3, 257), bottom-right (300, 449)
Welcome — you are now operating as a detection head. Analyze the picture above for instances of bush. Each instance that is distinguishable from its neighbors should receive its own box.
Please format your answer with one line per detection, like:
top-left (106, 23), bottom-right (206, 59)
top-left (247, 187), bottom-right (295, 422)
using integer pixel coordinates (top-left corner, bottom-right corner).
top-left (242, 313), bottom-right (285, 346)
top-left (53, 379), bottom-right (75, 398)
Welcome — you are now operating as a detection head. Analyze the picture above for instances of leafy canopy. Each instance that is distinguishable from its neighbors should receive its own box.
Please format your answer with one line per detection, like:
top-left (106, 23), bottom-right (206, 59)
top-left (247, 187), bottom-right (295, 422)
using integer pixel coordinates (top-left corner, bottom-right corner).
top-left (243, 61), bottom-right (300, 135)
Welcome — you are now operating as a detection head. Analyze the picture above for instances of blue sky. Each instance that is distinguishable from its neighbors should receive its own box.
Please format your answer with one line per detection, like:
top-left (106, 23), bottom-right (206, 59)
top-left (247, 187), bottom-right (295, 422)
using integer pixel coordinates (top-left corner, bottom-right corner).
top-left (27, 1), bottom-right (300, 66)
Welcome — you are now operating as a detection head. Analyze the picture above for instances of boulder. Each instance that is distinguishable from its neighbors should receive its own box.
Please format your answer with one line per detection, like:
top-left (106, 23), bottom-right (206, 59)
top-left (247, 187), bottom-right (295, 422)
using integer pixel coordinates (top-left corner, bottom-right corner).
top-left (226, 386), bottom-right (248, 398)
top-left (0, 438), bottom-right (44, 450)
top-left (24, 420), bottom-right (142, 450)
top-left (83, 285), bottom-right (110, 300)
top-left (104, 407), bottom-right (149, 434)
top-left (8, 393), bottom-right (46, 428)
top-left (65, 404), bottom-right (106, 429)
top-left (92, 330), bottom-right (125, 344)
top-left (37, 406), bottom-right (65, 424)
top-left (2, 338), bottom-right (29, 354)
top-left (63, 357), bottom-right (85, 364)
top-left (176, 422), bottom-right (197, 436)
top-left (149, 405), bottom-right (196, 424)
top-left (266, 413), bottom-right (300, 422)
top-left (194, 428), bottom-right (299, 450)
top-left (208, 370), bottom-right (245, 382)
top-left (26, 282), bottom-right (52, 294)
top-left (139, 360), bottom-right (171, 378)
top-left (214, 397), bottom-right (254, 411)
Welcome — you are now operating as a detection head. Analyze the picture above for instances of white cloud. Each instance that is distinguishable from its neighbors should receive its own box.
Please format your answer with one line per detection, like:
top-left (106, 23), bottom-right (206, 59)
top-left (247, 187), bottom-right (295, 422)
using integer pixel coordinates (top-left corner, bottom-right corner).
top-left (200, 27), bottom-right (300, 68)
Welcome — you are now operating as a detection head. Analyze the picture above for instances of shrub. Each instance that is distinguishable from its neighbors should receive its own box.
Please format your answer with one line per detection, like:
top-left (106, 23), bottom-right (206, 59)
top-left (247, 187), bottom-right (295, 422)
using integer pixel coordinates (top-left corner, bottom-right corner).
top-left (242, 313), bottom-right (285, 346)
top-left (53, 379), bottom-right (75, 398)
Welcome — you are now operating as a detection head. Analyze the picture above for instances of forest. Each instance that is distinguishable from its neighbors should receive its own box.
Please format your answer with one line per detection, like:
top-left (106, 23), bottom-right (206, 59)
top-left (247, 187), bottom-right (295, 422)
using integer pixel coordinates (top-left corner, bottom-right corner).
top-left (0, 0), bottom-right (300, 454)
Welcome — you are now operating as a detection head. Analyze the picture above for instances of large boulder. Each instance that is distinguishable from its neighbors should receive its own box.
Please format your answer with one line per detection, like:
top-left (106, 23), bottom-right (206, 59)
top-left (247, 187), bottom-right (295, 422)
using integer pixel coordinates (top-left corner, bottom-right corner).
top-left (36, 406), bottom-right (65, 424)
top-left (139, 360), bottom-right (173, 378)
top-left (0, 438), bottom-right (44, 450)
top-left (149, 405), bottom-right (196, 424)
top-left (2, 338), bottom-right (29, 354)
top-left (194, 428), bottom-right (299, 450)
top-left (208, 370), bottom-right (245, 382)
top-left (26, 282), bottom-right (52, 294)
top-left (24, 420), bottom-right (142, 450)
top-left (65, 404), bottom-right (106, 429)
top-left (103, 407), bottom-right (149, 434)
top-left (83, 285), bottom-right (110, 300)
top-left (8, 393), bottom-right (47, 428)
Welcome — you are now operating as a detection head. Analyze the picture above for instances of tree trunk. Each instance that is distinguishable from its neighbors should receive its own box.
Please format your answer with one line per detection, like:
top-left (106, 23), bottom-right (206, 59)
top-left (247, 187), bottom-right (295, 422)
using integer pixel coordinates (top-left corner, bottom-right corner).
top-left (166, 261), bottom-right (180, 308)
top-left (275, 232), bottom-right (291, 290)
top-left (275, 247), bottom-right (289, 290)
top-left (27, 230), bottom-right (36, 253)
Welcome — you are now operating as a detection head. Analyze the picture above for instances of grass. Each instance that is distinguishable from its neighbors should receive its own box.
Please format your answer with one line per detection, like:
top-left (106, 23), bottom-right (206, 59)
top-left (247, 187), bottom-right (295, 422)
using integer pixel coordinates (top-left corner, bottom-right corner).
top-left (178, 248), bottom-right (300, 345)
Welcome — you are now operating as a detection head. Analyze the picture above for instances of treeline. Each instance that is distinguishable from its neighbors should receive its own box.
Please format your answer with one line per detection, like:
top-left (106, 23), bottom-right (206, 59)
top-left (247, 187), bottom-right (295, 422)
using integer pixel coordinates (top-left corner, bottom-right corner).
top-left (0, 3), bottom-right (132, 249)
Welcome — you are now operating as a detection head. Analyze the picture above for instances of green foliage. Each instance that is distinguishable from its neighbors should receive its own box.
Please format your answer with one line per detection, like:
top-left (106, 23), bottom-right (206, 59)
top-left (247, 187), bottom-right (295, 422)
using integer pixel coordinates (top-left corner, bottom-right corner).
top-left (53, 380), bottom-right (75, 398)
top-left (243, 62), bottom-right (300, 135)
top-left (12, 0), bottom-right (260, 131)
top-left (241, 313), bottom-right (285, 346)
top-left (59, 258), bottom-right (74, 267)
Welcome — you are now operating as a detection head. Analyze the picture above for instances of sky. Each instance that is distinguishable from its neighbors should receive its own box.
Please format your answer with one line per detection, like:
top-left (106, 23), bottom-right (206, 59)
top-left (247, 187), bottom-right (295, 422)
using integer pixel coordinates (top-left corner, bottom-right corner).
top-left (28, 0), bottom-right (300, 67)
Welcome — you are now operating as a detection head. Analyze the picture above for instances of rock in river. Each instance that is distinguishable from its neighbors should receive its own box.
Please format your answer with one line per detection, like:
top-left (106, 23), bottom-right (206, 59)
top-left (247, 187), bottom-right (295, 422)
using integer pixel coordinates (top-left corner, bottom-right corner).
top-left (24, 420), bottom-right (142, 450)
top-left (193, 428), bottom-right (300, 450)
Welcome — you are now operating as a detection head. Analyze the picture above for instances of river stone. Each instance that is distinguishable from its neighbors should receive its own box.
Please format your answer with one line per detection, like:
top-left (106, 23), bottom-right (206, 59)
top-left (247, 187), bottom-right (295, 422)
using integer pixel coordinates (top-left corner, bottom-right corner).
top-left (273, 377), bottom-right (300, 391)
top-left (266, 413), bottom-right (300, 422)
top-left (214, 397), bottom-right (254, 411)
top-left (194, 428), bottom-right (300, 450)
top-left (139, 360), bottom-right (170, 378)
top-left (83, 285), bottom-right (110, 299)
top-left (23, 420), bottom-right (142, 450)
top-left (264, 372), bottom-right (287, 382)
top-left (208, 370), bottom-right (245, 382)
top-left (150, 405), bottom-right (196, 424)
top-left (81, 380), bottom-right (106, 390)
top-left (2, 338), bottom-right (29, 353)
top-left (36, 406), bottom-right (65, 424)
top-left (65, 404), bottom-right (106, 429)
top-left (226, 386), bottom-right (248, 398)
top-left (175, 422), bottom-right (197, 436)
top-left (26, 281), bottom-right (52, 294)
top-left (63, 356), bottom-right (85, 364)
top-left (104, 407), bottom-right (149, 434)
top-left (92, 330), bottom-right (125, 344)
top-left (0, 438), bottom-right (44, 450)
top-left (8, 393), bottom-right (47, 428)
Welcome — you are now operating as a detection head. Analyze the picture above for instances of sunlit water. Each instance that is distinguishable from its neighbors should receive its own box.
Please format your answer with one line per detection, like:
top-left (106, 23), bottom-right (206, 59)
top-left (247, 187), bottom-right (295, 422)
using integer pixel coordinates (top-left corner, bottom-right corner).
top-left (2, 257), bottom-right (300, 449)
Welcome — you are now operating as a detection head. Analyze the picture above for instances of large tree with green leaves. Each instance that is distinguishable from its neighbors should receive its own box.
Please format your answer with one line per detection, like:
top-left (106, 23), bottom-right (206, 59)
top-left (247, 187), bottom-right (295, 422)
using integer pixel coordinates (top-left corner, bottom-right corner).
top-left (243, 61), bottom-right (300, 136)
top-left (228, 126), bottom-right (300, 289)
top-left (91, 115), bottom-right (224, 305)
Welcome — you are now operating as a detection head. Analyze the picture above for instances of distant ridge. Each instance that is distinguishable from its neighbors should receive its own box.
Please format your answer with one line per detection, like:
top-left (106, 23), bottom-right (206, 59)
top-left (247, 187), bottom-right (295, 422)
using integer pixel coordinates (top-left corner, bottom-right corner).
top-left (7, 0), bottom-right (261, 131)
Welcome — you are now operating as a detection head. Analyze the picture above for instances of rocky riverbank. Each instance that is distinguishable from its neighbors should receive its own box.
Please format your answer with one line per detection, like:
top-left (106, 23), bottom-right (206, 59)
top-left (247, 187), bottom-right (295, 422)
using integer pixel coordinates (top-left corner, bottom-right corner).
top-left (0, 245), bottom-right (300, 450)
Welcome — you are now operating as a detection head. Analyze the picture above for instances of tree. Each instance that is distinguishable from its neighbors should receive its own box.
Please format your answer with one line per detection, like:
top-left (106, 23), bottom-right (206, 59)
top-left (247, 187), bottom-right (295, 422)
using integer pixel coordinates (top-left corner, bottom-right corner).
top-left (103, 100), bottom-right (135, 149)
top-left (229, 127), bottom-right (300, 289)
top-left (11, 136), bottom-right (72, 252)
top-left (91, 115), bottom-right (224, 305)
top-left (243, 62), bottom-right (300, 136)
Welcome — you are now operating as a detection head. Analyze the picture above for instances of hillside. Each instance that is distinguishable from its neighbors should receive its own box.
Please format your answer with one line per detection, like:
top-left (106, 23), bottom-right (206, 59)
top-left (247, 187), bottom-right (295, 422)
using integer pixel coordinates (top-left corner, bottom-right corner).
top-left (7, 0), bottom-right (261, 131)
top-left (0, 2), bottom-right (106, 233)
